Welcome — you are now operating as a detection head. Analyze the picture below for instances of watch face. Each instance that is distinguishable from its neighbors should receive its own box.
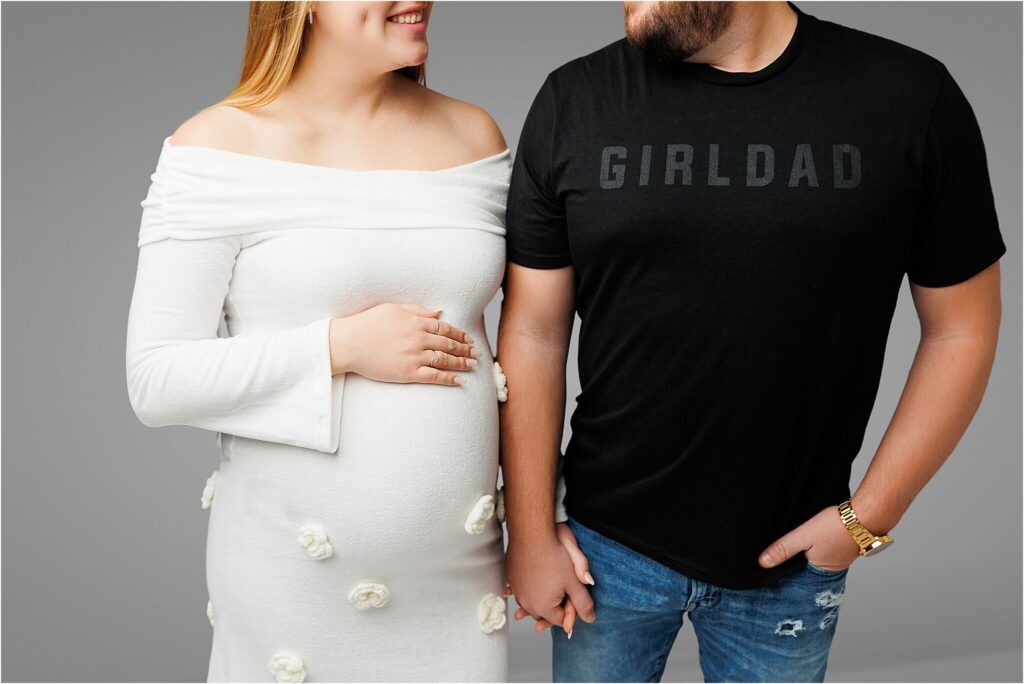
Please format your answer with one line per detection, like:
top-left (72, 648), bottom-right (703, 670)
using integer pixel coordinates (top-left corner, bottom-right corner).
top-left (864, 538), bottom-right (894, 557)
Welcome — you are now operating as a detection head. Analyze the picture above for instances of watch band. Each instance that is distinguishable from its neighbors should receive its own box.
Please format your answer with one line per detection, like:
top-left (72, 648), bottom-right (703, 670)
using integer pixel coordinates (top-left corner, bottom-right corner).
top-left (837, 499), bottom-right (894, 556)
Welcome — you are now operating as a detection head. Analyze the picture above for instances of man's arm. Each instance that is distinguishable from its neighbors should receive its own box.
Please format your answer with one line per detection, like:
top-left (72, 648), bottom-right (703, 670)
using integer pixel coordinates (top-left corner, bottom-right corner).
top-left (854, 261), bottom-right (1002, 531)
top-left (760, 261), bottom-right (1002, 569)
top-left (499, 263), bottom-right (596, 629)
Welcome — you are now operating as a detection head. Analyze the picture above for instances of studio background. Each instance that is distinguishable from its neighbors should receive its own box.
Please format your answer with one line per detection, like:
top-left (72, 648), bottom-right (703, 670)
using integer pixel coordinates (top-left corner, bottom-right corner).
top-left (2, 2), bottom-right (1020, 681)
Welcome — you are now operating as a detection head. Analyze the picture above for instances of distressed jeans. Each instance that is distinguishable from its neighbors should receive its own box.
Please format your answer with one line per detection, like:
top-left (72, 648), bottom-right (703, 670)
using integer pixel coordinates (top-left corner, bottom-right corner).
top-left (552, 518), bottom-right (849, 683)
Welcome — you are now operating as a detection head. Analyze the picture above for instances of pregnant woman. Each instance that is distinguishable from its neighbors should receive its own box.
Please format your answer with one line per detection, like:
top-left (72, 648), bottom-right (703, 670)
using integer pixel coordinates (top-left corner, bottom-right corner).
top-left (125, 2), bottom-right (512, 681)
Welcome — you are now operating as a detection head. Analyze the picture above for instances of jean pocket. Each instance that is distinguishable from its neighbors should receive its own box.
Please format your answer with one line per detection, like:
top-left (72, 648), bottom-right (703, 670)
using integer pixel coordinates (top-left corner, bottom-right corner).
top-left (566, 517), bottom-right (684, 611)
top-left (804, 559), bottom-right (850, 578)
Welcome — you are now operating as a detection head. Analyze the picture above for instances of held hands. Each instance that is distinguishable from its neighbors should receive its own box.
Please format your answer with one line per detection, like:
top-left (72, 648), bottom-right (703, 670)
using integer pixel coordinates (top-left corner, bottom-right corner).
top-left (758, 505), bottom-right (862, 572)
top-left (508, 507), bottom-right (861, 639)
top-left (328, 303), bottom-right (480, 385)
top-left (506, 523), bottom-right (596, 636)
top-left (508, 506), bottom-right (864, 639)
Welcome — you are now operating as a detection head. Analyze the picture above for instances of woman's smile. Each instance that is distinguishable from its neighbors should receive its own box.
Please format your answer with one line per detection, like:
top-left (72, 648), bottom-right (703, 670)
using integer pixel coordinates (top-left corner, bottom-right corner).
top-left (387, 3), bottom-right (427, 31)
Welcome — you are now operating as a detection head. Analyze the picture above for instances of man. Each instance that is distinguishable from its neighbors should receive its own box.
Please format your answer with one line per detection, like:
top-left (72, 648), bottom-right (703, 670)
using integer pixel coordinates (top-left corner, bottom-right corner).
top-left (497, 2), bottom-right (1004, 682)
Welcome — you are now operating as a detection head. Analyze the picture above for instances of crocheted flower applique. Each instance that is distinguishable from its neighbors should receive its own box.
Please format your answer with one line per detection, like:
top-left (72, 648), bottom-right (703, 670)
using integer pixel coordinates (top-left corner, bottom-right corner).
top-left (478, 592), bottom-right (507, 633)
top-left (200, 470), bottom-right (218, 509)
top-left (297, 523), bottom-right (333, 560)
top-left (464, 495), bottom-right (496, 534)
top-left (349, 581), bottom-right (390, 610)
top-left (493, 361), bottom-right (508, 403)
top-left (268, 652), bottom-right (305, 683)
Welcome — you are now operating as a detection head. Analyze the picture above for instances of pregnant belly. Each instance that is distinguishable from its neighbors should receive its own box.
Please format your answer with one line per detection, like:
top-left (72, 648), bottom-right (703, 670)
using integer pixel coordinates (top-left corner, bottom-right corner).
top-left (215, 354), bottom-right (501, 566)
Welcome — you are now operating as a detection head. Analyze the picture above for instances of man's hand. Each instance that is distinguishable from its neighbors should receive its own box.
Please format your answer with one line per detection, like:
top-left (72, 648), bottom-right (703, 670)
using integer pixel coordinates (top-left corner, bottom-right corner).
top-left (506, 531), bottom-right (596, 634)
top-left (760, 263), bottom-right (1002, 575)
top-left (758, 505), bottom-right (861, 572)
top-left (499, 263), bottom-right (588, 632)
top-left (512, 523), bottom-right (596, 634)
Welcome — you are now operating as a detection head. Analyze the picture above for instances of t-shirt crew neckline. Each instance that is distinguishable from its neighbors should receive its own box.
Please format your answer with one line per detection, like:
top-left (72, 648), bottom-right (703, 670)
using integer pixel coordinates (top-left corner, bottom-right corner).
top-left (672, 4), bottom-right (815, 86)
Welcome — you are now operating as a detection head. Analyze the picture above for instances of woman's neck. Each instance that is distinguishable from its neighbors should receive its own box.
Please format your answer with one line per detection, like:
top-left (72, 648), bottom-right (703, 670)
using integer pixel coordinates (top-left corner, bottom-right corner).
top-left (276, 36), bottom-right (408, 122)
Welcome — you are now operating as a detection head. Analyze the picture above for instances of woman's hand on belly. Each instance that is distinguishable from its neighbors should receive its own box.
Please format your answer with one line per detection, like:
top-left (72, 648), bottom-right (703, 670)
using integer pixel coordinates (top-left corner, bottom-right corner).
top-left (329, 303), bottom-right (481, 386)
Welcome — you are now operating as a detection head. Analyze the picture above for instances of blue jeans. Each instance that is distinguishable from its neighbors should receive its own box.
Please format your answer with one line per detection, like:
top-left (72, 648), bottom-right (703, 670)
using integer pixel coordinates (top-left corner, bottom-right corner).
top-left (552, 518), bottom-right (849, 683)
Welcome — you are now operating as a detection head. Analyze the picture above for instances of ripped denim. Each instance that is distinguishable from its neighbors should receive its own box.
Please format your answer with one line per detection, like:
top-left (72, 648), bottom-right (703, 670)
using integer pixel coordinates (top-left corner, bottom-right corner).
top-left (553, 518), bottom-right (849, 683)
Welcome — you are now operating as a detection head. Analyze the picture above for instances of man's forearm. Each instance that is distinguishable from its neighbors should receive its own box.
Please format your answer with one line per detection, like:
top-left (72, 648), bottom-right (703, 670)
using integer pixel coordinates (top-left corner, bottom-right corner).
top-left (498, 326), bottom-right (568, 544)
top-left (853, 323), bottom-right (999, 533)
top-left (496, 265), bottom-right (593, 626)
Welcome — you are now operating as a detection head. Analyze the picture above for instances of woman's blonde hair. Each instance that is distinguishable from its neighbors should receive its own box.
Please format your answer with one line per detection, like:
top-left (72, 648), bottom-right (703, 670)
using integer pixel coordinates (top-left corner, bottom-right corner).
top-left (216, 1), bottom-right (425, 109)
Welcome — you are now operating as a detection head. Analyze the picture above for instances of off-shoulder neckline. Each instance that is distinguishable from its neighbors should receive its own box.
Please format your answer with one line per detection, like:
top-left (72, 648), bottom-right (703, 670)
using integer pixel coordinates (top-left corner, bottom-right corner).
top-left (161, 136), bottom-right (511, 175)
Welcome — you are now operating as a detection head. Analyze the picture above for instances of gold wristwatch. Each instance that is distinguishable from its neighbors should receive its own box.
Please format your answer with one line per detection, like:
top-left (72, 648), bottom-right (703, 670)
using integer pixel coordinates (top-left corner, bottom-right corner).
top-left (837, 500), bottom-right (894, 557)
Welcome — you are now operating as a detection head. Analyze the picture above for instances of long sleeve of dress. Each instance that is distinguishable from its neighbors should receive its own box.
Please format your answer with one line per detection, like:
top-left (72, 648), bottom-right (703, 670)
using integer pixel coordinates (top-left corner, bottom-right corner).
top-left (125, 234), bottom-right (345, 454)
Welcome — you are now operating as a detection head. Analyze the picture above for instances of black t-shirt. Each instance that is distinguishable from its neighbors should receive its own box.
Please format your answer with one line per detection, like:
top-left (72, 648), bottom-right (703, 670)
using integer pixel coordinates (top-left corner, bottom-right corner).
top-left (505, 6), bottom-right (1005, 589)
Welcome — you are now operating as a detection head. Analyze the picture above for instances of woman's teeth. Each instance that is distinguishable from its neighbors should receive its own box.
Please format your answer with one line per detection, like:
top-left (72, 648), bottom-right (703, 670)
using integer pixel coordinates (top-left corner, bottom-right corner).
top-left (388, 11), bottom-right (423, 24)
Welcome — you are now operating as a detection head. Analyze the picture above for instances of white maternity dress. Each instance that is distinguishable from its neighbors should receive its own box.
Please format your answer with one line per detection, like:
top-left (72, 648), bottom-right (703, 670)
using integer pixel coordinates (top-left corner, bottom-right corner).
top-left (125, 136), bottom-right (512, 682)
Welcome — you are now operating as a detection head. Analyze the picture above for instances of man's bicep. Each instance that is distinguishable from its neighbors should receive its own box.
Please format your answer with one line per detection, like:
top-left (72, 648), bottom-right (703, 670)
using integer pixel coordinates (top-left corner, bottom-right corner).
top-left (909, 260), bottom-right (1001, 337)
top-left (499, 263), bottom-right (575, 347)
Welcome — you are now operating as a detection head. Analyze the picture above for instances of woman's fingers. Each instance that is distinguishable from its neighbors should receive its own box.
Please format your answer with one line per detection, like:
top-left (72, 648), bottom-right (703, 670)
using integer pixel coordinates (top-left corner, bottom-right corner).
top-left (413, 366), bottom-right (464, 386)
top-left (421, 317), bottom-right (473, 345)
top-left (565, 580), bottom-right (596, 623)
top-left (399, 303), bottom-right (441, 318)
top-left (393, 303), bottom-right (472, 346)
top-left (422, 349), bottom-right (476, 371)
top-left (424, 333), bottom-right (476, 359)
top-left (562, 600), bottom-right (577, 637)
top-left (437, 318), bottom-right (472, 344)
top-left (556, 524), bottom-right (595, 586)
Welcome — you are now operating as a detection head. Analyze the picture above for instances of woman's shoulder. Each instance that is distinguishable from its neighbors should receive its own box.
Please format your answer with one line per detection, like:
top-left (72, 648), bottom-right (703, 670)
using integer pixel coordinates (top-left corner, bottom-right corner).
top-left (417, 87), bottom-right (508, 163)
top-left (168, 104), bottom-right (263, 152)
top-left (163, 91), bottom-right (507, 172)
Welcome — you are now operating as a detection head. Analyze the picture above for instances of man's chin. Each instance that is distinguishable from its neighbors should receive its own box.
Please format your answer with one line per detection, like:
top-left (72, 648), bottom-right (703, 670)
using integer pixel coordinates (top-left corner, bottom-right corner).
top-left (625, 33), bottom-right (696, 63)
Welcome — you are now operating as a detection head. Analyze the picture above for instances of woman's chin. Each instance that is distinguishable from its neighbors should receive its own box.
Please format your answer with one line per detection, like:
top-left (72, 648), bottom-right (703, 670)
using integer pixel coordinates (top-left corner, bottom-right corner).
top-left (396, 51), bottom-right (429, 70)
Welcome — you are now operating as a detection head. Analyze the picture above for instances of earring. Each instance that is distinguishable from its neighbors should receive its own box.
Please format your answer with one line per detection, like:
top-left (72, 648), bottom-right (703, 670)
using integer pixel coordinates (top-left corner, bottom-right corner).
top-left (308, 6), bottom-right (313, 24)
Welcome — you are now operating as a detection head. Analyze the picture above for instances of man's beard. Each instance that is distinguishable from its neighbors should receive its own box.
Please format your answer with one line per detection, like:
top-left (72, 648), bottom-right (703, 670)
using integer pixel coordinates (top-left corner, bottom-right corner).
top-left (625, 2), bottom-right (736, 63)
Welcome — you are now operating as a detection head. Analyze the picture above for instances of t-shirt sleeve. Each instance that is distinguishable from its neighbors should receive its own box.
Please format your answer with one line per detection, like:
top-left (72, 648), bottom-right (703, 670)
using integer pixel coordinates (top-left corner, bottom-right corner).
top-left (906, 67), bottom-right (1006, 287)
top-left (505, 74), bottom-right (573, 269)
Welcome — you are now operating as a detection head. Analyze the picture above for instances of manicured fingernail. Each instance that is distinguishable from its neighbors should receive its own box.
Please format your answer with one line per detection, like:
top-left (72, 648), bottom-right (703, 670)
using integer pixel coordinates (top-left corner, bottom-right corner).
top-left (470, 347), bottom-right (481, 358)
top-left (761, 554), bottom-right (774, 567)
top-left (466, 334), bottom-right (475, 344)
top-left (454, 376), bottom-right (466, 385)
top-left (466, 358), bottom-right (477, 367)
top-left (567, 630), bottom-right (573, 640)
top-left (584, 572), bottom-right (595, 586)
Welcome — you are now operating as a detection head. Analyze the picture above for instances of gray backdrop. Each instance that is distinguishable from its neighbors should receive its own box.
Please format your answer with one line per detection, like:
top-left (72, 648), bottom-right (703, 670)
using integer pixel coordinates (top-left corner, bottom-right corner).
top-left (2, 2), bottom-right (1020, 682)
